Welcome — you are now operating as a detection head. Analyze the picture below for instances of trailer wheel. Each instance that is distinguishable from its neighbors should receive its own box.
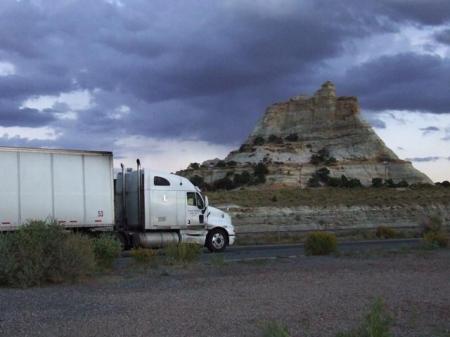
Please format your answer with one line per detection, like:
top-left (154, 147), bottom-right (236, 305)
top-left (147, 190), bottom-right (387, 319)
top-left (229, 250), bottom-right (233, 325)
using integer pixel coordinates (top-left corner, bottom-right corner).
top-left (206, 228), bottom-right (228, 252)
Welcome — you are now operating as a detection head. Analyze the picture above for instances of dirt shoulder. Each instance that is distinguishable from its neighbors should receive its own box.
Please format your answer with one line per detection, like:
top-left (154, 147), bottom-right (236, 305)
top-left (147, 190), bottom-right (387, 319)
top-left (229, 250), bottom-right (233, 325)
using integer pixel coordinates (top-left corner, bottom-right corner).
top-left (1, 249), bottom-right (449, 337)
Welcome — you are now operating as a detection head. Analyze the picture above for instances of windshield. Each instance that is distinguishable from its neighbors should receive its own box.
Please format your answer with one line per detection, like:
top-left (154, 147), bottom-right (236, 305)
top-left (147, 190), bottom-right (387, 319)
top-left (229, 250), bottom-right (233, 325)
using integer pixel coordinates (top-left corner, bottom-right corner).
top-left (196, 192), bottom-right (205, 209)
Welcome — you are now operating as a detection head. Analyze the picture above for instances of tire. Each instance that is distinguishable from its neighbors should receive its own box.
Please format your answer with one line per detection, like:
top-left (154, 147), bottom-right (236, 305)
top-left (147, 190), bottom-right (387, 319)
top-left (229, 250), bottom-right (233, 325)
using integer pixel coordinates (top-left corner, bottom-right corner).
top-left (206, 228), bottom-right (228, 252)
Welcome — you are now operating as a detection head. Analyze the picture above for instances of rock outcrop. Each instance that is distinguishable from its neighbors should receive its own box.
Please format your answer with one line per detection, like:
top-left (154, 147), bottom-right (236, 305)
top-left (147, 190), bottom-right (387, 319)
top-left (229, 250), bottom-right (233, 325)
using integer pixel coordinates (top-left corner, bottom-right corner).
top-left (180, 81), bottom-right (432, 188)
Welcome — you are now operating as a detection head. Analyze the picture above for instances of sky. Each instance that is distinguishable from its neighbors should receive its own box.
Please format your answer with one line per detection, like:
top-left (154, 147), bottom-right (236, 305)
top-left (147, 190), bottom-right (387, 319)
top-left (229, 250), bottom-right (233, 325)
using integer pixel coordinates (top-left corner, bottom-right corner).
top-left (0, 0), bottom-right (449, 181)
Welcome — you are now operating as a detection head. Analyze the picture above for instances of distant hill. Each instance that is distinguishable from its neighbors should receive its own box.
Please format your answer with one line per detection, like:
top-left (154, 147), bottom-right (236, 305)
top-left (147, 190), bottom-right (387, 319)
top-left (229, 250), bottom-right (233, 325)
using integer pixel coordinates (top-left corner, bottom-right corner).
top-left (179, 81), bottom-right (432, 189)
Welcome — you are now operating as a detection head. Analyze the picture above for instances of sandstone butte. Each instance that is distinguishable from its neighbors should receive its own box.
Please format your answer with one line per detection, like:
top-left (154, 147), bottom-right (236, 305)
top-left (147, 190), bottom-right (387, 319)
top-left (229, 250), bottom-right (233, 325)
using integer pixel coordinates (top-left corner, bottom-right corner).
top-left (179, 81), bottom-right (432, 188)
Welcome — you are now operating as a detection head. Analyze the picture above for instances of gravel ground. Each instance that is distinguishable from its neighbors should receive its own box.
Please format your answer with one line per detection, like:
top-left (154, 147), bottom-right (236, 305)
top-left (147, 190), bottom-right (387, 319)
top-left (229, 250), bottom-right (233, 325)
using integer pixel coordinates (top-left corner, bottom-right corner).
top-left (1, 249), bottom-right (449, 337)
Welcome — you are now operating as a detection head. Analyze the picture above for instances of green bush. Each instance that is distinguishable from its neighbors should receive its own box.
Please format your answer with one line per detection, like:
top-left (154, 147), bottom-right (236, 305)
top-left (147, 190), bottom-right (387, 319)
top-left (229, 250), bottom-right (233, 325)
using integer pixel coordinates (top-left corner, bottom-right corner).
top-left (262, 321), bottom-right (290, 337)
top-left (268, 134), bottom-right (284, 144)
top-left (420, 215), bottom-right (443, 235)
top-left (253, 136), bottom-right (265, 146)
top-left (376, 226), bottom-right (397, 239)
top-left (93, 235), bottom-right (122, 269)
top-left (0, 221), bottom-right (95, 287)
top-left (130, 247), bottom-right (158, 264)
top-left (372, 178), bottom-right (383, 188)
top-left (163, 243), bottom-right (202, 264)
top-left (304, 232), bottom-right (337, 256)
top-left (285, 133), bottom-right (298, 142)
top-left (336, 298), bottom-right (393, 337)
top-left (213, 177), bottom-right (235, 190)
top-left (423, 231), bottom-right (448, 248)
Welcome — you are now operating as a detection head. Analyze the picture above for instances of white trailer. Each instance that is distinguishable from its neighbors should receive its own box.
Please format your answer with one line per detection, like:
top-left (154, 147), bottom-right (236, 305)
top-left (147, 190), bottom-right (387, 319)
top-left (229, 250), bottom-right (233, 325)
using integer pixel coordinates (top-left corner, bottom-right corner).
top-left (0, 147), bottom-right (114, 231)
top-left (0, 147), bottom-right (235, 252)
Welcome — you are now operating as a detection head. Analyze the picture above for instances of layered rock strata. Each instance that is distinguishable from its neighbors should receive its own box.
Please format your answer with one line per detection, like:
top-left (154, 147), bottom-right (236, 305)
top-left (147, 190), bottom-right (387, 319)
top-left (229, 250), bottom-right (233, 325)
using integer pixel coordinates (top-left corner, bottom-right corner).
top-left (180, 81), bottom-right (432, 187)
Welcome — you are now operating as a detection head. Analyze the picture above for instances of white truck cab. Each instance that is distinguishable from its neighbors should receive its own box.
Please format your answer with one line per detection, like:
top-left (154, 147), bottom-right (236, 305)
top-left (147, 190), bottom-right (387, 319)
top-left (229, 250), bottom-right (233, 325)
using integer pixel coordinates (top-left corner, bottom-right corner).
top-left (115, 163), bottom-right (235, 252)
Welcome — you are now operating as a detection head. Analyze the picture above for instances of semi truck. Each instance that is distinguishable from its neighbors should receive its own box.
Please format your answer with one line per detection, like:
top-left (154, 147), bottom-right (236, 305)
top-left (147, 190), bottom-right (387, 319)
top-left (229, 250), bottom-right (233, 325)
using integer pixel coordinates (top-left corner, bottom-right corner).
top-left (0, 146), bottom-right (235, 252)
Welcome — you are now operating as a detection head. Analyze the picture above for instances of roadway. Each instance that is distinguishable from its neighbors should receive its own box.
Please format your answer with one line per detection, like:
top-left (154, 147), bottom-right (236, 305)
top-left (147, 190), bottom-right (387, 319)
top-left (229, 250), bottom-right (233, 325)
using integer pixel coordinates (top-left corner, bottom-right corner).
top-left (203, 238), bottom-right (422, 262)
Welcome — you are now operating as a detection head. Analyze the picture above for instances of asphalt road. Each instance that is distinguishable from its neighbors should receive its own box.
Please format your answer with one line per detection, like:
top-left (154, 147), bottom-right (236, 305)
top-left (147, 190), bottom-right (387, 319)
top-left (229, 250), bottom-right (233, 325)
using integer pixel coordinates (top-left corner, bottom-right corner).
top-left (203, 238), bottom-right (422, 262)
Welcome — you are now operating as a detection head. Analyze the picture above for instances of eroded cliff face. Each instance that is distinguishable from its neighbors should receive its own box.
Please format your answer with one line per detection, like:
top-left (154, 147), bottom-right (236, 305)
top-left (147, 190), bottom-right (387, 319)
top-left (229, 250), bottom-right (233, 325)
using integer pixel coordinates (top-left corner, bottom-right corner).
top-left (179, 81), bottom-right (432, 187)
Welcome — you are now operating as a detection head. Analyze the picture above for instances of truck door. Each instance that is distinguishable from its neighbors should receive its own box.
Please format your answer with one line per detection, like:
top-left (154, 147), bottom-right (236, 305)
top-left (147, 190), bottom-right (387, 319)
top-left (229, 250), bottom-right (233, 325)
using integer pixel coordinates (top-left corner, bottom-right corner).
top-left (186, 192), bottom-right (204, 229)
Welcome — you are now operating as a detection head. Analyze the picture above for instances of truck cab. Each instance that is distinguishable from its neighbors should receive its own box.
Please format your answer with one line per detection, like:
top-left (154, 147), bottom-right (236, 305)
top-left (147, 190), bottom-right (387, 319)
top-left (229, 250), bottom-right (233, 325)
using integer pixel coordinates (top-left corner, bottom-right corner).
top-left (115, 165), bottom-right (235, 252)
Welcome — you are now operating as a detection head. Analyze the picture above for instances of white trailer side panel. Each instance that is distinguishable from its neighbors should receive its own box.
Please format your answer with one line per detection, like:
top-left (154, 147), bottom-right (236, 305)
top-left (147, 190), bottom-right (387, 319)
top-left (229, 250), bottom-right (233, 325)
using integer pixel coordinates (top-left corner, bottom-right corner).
top-left (0, 152), bottom-right (19, 228)
top-left (53, 154), bottom-right (84, 225)
top-left (0, 147), bottom-right (114, 231)
top-left (19, 152), bottom-right (53, 223)
top-left (84, 155), bottom-right (114, 226)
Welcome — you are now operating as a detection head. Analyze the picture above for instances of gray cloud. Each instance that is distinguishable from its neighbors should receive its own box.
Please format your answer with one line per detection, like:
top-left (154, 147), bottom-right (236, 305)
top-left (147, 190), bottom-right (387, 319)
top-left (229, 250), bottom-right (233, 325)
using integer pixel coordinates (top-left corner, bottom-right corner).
top-left (406, 156), bottom-right (441, 162)
top-left (434, 29), bottom-right (450, 45)
top-left (0, 0), bottom-right (449, 150)
top-left (339, 53), bottom-right (450, 114)
top-left (420, 126), bottom-right (440, 135)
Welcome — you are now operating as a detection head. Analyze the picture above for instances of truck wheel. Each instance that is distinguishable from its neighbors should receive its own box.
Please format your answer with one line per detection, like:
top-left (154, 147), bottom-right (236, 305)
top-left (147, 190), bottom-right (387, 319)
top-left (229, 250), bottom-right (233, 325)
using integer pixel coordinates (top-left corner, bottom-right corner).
top-left (206, 228), bottom-right (228, 252)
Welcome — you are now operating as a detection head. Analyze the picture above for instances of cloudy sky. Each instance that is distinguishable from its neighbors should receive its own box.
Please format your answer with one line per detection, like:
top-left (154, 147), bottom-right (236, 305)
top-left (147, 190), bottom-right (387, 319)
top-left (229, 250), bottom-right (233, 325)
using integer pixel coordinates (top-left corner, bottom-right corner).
top-left (0, 0), bottom-right (449, 181)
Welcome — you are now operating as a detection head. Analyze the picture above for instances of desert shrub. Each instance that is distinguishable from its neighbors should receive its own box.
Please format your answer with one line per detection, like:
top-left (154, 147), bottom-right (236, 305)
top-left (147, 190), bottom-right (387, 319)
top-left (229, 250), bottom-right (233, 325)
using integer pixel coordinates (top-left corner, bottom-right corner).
top-left (163, 243), bottom-right (202, 264)
top-left (423, 231), bottom-right (448, 248)
top-left (93, 235), bottom-right (121, 269)
top-left (420, 216), bottom-right (448, 248)
top-left (307, 176), bottom-right (321, 188)
top-left (254, 163), bottom-right (269, 184)
top-left (310, 147), bottom-right (336, 166)
top-left (262, 321), bottom-right (290, 337)
top-left (189, 175), bottom-right (205, 188)
top-left (325, 157), bottom-right (337, 166)
top-left (130, 247), bottom-right (158, 264)
top-left (308, 167), bottom-right (331, 187)
top-left (420, 216), bottom-right (444, 235)
top-left (336, 298), bottom-right (393, 337)
top-left (384, 179), bottom-right (396, 188)
top-left (285, 133), bottom-right (298, 142)
top-left (268, 134), bottom-right (284, 144)
top-left (0, 221), bottom-right (96, 287)
top-left (327, 177), bottom-right (343, 187)
top-left (188, 162), bottom-right (200, 170)
top-left (310, 154), bottom-right (323, 165)
top-left (253, 136), bottom-right (265, 146)
top-left (304, 232), bottom-right (337, 256)
top-left (214, 177), bottom-right (235, 190)
top-left (215, 160), bottom-right (226, 168)
top-left (346, 178), bottom-right (362, 188)
top-left (233, 171), bottom-right (251, 187)
top-left (396, 180), bottom-right (409, 188)
top-left (372, 178), bottom-right (383, 188)
top-left (375, 226), bottom-right (397, 239)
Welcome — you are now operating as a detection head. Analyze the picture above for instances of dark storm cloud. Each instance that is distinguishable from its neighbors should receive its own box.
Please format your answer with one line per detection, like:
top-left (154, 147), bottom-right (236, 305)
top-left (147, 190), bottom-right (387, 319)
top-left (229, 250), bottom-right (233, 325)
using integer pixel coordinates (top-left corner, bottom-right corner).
top-left (339, 53), bottom-right (450, 114)
top-left (0, 101), bottom-right (54, 127)
top-left (434, 29), bottom-right (450, 45)
top-left (420, 126), bottom-right (440, 135)
top-left (406, 156), bottom-right (441, 162)
top-left (377, 0), bottom-right (450, 25)
top-left (0, 0), bottom-right (449, 149)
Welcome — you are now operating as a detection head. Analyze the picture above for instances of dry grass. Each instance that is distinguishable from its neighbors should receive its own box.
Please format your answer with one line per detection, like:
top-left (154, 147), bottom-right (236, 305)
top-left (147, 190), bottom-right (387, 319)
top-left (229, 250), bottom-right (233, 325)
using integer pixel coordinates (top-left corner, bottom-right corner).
top-left (207, 186), bottom-right (450, 208)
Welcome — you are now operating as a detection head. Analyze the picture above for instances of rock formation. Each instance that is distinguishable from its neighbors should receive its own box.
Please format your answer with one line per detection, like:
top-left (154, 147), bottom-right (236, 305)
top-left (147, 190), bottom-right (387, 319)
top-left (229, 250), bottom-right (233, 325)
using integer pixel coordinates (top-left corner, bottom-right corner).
top-left (179, 81), bottom-right (432, 188)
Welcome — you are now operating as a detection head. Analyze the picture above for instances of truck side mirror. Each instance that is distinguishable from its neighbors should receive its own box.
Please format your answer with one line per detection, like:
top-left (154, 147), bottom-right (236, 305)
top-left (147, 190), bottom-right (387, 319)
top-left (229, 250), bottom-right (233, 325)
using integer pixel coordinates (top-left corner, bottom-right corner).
top-left (205, 196), bottom-right (209, 209)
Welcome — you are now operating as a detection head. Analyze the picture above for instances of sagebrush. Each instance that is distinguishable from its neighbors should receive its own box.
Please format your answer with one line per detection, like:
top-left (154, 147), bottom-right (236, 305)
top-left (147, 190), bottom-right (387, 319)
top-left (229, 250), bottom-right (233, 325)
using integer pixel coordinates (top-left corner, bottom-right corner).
top-left (0, 221), bottom-right (96, 287)
top-left (93, 234), bottom-right (122, 269)
top-left (336, 298), bottom-right (393, 337)
top-left (304, 232), bottom-right (337, 256)
top-left (163, 243), bottom-right (202, 264)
